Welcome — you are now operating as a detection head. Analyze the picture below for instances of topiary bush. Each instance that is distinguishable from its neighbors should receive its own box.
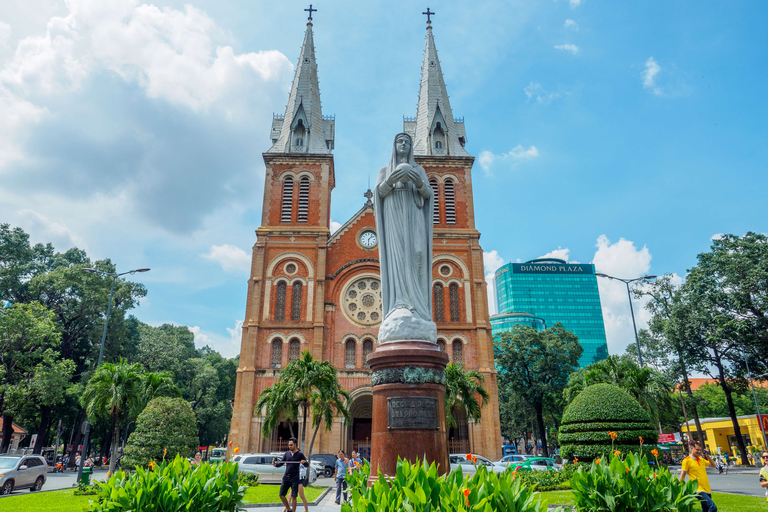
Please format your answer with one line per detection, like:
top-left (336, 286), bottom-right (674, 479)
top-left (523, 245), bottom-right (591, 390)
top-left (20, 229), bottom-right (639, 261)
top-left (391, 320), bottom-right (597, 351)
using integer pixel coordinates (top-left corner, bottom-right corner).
top-left (121, 396), bottom-right (198, 468)
top-left (559, 383), bottom-right (657, 462)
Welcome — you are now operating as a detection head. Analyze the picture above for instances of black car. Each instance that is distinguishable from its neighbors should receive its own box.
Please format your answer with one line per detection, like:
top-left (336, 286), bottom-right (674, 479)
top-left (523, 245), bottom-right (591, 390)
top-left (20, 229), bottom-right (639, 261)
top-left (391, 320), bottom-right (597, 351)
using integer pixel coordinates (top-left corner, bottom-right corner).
top-left (309, 454), bottom-right (337, 477)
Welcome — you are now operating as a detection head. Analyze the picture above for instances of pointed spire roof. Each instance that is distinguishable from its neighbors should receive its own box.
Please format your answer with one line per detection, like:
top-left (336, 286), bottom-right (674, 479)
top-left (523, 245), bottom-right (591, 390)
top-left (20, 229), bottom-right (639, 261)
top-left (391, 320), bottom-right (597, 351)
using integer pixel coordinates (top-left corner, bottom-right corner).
top-left (268, 21), bottom-right (334, 154)
top-left (407, 21), bottom-right (468, 157)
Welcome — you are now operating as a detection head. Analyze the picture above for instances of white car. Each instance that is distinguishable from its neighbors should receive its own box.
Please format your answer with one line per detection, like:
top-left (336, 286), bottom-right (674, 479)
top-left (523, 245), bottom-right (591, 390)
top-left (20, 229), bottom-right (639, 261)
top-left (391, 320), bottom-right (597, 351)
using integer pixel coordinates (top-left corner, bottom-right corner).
top-left (449, 454), bottom-right (505, 474)
top-left (493, 454), bottom-right (532, 469)
top-left (0, 455), bottom-right (48, 494)
top-left (239, 453), bottom-right (317, 484)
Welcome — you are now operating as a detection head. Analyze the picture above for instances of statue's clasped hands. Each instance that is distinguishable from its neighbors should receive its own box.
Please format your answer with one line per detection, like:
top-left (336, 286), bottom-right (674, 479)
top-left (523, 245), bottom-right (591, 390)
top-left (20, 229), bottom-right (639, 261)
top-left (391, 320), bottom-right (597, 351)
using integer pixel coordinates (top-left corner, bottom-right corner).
top-left (387, 163), bottom-right (423, 188)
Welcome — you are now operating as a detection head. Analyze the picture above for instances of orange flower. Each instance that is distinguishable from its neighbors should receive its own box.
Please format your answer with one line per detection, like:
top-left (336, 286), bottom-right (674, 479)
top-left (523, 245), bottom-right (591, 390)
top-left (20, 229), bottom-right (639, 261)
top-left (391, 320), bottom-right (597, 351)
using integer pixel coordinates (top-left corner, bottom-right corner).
top-left (107, 471), bottom-right (111, 477)
top-left (626, 467), bottom-right (630, 473)
top-left (463, 489), bottom-right (470, 498)
top-left (614, 450), bottom-right (621, 457)
top-left (573, 457), bottom-right (579, 463)
top-left (234, 447), bottom-right (240, 454)
top-left (471, 455), bottom-right (477, 464)
top-left (608, 432), bottom-right (617, 440)
top-left (653, 473), bottom-right (658, 478)
top-left (228, 441), bottom-right (233, 446)
top-left (651, 449), bottom-right (660, 458)
top-left (638, 436), bottom-right (644, 444)
top-left (594, 458), bottom-right (601, 465)
top-left (163, 448), bottom-right (167, 457)
top-left (466, 453), bottom-right (473, 460)
top-left (344, 458), bottom-right (349, 464)
top-left (148, 461), bottom-right (156, 469)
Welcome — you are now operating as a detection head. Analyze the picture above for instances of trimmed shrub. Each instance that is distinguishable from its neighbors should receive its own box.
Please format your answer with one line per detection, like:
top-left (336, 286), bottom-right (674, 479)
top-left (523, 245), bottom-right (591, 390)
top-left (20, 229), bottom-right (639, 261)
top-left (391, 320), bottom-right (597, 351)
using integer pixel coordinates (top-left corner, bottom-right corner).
top-left (559, 383), bottom-right (657, 462)
top-left (121, 396), bottom-right (198, 468)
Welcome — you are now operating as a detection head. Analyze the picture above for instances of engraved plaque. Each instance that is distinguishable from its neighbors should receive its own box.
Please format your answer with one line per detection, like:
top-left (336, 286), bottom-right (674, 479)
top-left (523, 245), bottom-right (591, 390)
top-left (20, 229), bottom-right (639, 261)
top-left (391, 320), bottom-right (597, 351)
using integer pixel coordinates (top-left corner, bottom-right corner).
top-left (387, 396), bottom-right (439, 429)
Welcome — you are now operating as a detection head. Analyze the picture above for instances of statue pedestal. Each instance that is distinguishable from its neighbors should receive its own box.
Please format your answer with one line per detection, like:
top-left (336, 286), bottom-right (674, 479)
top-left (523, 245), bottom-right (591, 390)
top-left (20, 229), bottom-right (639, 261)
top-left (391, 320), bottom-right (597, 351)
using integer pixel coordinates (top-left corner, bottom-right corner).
top-left (367, 340), bottom-right (450, 479)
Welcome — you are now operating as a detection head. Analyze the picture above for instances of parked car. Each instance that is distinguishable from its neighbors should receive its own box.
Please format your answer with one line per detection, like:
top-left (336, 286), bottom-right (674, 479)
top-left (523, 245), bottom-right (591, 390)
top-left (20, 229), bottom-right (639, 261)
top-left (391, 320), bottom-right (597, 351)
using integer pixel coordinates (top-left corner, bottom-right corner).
top-left (493, 454), bottom-right (532, 469)
top-left (449, 454), bottom-right (505, 474)
top-left (309, 454), bottom-right (338, 478)
top-left (0, 455), bottom-right (48, 494)
top-left (239, 453), bottom-right (317, 484)
top-left (510, 457), bottom-right (558, 472)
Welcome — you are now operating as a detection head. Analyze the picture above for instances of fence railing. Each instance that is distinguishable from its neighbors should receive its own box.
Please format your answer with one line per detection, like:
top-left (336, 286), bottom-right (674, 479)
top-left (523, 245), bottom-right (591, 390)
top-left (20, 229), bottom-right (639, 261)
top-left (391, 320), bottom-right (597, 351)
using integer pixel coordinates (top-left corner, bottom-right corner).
top-left (448, 439), bottom-right (470, 454)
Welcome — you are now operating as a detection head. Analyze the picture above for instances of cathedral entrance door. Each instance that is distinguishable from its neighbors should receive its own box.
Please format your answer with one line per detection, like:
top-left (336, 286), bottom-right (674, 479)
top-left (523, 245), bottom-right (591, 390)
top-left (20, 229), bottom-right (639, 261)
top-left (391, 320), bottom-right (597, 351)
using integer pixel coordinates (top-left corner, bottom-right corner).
top-left (348, 392), bottom-right (373, 460)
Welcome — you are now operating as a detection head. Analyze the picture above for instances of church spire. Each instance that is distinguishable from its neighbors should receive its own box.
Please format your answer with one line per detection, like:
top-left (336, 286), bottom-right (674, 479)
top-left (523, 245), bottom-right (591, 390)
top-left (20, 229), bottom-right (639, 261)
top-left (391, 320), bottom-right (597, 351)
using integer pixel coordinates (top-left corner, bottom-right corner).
top-left (404, 16), bottom-right (468, 156)
top-left (268, 17), bottom-right (334, 154)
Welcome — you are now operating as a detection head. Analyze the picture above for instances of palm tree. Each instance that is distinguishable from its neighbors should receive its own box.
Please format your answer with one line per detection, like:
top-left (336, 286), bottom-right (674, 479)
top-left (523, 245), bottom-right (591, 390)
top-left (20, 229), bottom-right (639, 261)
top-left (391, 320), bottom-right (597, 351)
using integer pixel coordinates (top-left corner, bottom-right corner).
top-left (82, 359), bottom-right (143, 474)
top-left (255, 351), bottom-right (350, 455)
top-left (140, 371), bottom-right (180, 407)
top-left (444, 363), bottom-right (491, 429)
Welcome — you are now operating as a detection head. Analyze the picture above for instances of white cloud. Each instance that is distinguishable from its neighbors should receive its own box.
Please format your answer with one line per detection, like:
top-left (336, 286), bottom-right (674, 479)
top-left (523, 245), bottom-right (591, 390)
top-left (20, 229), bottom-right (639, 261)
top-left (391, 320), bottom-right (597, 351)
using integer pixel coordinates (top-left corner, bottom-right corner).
top-left (524, 82), bottom-right (562, 104)
top-left (564, 19), bottom-right (579, 30)
top-left (330, 220), bottom-right (342, 234)
top-left (478, 145), bottom-right (539, 174)
top-left (189, 319), bottom-right (242, 358)
top-left (203, 244), bottom-right (251, 273)
top-left (569, 0), bottom-right (582, 6)
top-left (538, 247), bottom-right (578, 263)
top-left (16, 209), bottom-right (81, 251)
top-left (0, 21), bottom-right (11, 49)
top-left (642, 57), bottom-right (662, 95)
top-left (554, 44), bottom-right (579, 55)
top-left (483, 250), bottom-right (505, 315)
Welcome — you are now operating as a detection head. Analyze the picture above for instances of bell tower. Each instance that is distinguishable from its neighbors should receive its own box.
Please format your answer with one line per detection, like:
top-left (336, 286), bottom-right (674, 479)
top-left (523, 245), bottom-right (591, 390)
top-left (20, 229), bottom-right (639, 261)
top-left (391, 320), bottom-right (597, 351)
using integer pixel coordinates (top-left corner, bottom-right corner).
top-left (229, 14), bottom-right (335, 453)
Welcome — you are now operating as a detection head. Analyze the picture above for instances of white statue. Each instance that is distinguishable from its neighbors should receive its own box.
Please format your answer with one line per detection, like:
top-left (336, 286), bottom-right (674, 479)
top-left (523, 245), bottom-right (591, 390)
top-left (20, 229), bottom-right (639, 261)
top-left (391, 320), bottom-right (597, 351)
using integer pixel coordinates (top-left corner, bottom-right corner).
top-left (374, 133), bottom-right (437, 343)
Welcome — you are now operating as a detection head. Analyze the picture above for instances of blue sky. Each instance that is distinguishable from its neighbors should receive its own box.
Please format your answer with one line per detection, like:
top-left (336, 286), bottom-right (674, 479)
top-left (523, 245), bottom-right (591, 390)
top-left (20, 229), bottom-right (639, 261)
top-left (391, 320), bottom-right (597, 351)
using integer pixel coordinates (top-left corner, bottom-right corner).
top-left (1, 0), bottom-right (766, 358)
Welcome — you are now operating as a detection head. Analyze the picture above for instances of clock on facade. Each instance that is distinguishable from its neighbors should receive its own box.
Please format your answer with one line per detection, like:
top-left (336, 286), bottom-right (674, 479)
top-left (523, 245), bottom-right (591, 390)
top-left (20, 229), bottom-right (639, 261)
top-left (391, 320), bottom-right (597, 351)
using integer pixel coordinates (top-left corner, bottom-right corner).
top-left (359, 230), bottom-right (377, 248)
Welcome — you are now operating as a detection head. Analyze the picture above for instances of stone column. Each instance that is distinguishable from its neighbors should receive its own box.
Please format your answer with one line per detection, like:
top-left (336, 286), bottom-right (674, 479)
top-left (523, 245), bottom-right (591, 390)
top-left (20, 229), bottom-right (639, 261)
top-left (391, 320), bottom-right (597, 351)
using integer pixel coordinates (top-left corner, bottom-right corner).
top-left (367, 341), bottom-right (450, 477)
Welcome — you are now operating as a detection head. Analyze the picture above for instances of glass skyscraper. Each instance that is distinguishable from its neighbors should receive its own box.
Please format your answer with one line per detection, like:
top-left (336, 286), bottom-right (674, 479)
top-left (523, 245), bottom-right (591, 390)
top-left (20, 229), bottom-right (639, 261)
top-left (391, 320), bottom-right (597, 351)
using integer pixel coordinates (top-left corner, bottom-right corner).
top-left (493, 258), bottom-right (609, 367)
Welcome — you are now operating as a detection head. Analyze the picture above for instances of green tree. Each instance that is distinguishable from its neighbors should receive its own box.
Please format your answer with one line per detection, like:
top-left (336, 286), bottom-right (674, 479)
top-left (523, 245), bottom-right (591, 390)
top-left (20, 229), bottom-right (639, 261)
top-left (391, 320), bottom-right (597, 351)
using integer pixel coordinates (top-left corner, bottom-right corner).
top-left (121, 397), bottom-right (198, 468)
top-left (444, 363), bottom-right (491, 429)
top-left (255, 351), bottom-right (350, 453)
top-left (82, 359), bottom-right (144, 473)
top-left (495, 323), bottom-right (583, 457)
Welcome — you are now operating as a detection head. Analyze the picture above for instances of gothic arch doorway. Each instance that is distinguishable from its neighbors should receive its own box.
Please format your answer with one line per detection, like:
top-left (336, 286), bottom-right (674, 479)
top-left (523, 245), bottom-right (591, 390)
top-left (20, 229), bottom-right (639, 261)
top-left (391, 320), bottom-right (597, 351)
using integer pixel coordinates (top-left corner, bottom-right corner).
top-left (448, 405), bottom-right (470, 454)
top-left (347, 391), bottom-right (372, 460)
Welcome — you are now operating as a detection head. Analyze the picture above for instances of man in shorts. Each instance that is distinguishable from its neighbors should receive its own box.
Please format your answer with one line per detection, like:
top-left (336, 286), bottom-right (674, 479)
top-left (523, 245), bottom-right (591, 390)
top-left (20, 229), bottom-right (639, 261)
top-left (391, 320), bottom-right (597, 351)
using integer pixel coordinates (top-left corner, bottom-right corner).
top-left (679, 441), bottom-right (717, 512)
top-left (273, 437), bottom-right (308, 512)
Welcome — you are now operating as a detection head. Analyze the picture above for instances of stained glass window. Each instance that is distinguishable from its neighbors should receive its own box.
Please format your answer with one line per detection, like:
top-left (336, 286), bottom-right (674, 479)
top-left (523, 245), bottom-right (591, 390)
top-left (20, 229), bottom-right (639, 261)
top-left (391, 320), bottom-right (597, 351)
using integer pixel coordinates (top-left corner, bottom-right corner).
top-left (362, 339), bottom-right (373, 368)
top-left (275, 281), bottom-right (287, 320)
top-left (433, 283), bottom-right (444, 322)
top-left (437, 340), bottom-right (446, 352)
top-left (452, 340), bottom-right (463, 365)
top-left (291, 282), bottom-right (302, 320)
top-left (345, 339), bottom-right (356, 369)
top-left (289, 339), bottom-right (300, 361)
top-left (271, 339), bottom-right (283, 368)
top-left (449, 283), bottom-right (460, 322)
top-left (281, 177), bottom-right (294, 222)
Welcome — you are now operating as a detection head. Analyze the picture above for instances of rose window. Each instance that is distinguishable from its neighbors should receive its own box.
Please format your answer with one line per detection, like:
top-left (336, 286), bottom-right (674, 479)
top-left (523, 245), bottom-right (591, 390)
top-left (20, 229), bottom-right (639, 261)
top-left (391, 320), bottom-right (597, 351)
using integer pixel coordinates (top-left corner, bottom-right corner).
top-left (343, 276), bottom-right (382, 326)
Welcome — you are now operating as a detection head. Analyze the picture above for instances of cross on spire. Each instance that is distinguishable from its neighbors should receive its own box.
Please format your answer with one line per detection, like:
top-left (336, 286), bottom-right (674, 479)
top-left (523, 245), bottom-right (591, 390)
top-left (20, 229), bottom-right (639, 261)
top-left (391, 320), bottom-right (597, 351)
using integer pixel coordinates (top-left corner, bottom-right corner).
top-left (422, 7), bottom-right (434, 23)
top-left (305, 4), bottom-right (317, 21)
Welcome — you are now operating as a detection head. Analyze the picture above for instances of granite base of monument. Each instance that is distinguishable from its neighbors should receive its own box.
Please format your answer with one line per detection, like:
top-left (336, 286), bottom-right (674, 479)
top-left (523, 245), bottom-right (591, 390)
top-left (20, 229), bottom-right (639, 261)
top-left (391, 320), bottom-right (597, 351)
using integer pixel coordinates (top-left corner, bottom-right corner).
top-left (367, 340), bottom-right (450, 479)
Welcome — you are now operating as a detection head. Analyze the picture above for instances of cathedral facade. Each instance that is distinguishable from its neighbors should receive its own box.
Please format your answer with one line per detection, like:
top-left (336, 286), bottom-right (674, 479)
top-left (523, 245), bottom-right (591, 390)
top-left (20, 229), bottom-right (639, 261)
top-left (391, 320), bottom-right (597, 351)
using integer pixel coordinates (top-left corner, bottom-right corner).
top-left (229, 18), bottom-right (502, 461)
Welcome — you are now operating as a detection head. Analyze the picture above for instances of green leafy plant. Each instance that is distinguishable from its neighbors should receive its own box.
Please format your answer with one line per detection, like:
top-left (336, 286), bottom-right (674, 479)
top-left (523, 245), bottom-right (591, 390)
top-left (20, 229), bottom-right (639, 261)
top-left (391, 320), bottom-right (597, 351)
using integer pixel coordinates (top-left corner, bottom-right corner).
top-left (72, 480), bottom-right (99, 495)
top-left (569, 452), bottom-right (699, 512)
top-left (90, 455), bottom-right (246, 511)
top-left (238, 471), bottom-right (260, 487)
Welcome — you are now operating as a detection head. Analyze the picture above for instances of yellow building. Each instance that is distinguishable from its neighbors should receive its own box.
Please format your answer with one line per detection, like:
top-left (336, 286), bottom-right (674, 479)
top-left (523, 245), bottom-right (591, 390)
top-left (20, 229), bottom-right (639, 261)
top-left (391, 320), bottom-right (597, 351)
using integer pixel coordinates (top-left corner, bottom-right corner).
top-left (681, 414), bottom-right (768, 462)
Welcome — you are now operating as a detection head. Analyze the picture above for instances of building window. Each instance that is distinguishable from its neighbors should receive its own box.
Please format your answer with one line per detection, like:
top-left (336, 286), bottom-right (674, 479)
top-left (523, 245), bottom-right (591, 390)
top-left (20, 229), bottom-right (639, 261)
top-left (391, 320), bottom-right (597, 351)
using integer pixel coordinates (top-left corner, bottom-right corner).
top-left (362, 339), bottom-right (373, 368)
top-left (433, 283), bottom-right (444, 322)
top-left (291, 281), bottom-right (303, 321)
top-left (437, 339), bottom-right (446, 352)
top-left (289, 339), bottom-right (300, 361)
top-left (444, 179), bottom-right (456, 225)
top-left (435, 140), bottom-right (443, 149)
top-left (281, 177), bottom-right (294, 222)
top-left (298, 177), bottom-right (309, 222)
top-left (449, 283), bottom-right (460, 322)
top-left (452, 340), bottom-right (463, 365)
top-left (275, 281), bottom-right (287, 320)
top-left (345, 339), bottom-right (356, 369)
top-left (271, 339), bottom-right (283, 368)
top-left (429, 178), bottom-right (439, 224)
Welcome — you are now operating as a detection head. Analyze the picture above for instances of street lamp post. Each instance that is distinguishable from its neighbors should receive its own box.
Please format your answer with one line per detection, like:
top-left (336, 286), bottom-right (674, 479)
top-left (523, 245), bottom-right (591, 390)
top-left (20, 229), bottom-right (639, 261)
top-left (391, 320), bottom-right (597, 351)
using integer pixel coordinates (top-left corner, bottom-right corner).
top-left (744, 357), bottom-right (768, 449)
top-left (594, 273), bottom-right (657, 367)
top-left (76, 267), bottom-right (149, 483)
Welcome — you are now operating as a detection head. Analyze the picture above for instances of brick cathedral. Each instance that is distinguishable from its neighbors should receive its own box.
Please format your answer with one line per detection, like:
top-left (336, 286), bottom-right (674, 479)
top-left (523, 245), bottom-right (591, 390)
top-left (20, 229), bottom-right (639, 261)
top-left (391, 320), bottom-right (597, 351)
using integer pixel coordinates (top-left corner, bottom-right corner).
top-left (229, 16), bottom-right (502, 461)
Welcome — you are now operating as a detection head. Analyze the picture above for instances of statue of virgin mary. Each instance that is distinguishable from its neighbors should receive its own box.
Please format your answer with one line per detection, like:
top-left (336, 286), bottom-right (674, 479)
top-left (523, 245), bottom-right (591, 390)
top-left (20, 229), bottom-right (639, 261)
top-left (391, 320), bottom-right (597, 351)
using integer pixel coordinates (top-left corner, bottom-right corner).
top-left (374, 133), bottom-right (437, 343)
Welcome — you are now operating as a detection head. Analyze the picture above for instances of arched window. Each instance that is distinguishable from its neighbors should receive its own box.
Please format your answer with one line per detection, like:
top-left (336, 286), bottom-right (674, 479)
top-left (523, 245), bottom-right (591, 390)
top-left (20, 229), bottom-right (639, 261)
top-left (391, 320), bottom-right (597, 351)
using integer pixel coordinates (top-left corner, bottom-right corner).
top-left (291, 281), bottom-right (303, 321)
top-left (449, 283), bottom-right (460, 322)
top-left (444, 179), bottom-right (456, 225)
top-left (433, 283), bottom-right (444, 322)
top-left (429, 178), bottom-right (439, 224)
top-left (435, 140), bottom-right (443, 149)
top-left (452, 340), bottom-right (463, 365)
top-left (362, 339), bottom-right (373, 368)
top-left (298, 177), bottom-right (309, 222)
top-left (275, 281), bottom-right (287, 320)
top-left (289, 338), bottom-right (300, 362)
top-left (437, 339), bottom-right (446, 352)
top-left (281, 177), bottom-right (294, 222)
top-left (271, 339), bottom-right (283, 368)
top-left (345, 339), bottom-right (356, 369)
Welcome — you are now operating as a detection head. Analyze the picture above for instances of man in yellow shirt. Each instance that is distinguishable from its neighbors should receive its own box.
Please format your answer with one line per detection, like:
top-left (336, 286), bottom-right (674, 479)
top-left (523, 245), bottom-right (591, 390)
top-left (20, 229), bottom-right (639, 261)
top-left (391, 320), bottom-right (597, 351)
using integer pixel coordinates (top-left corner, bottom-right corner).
top-left (679, 441), bottom-right (717, 512)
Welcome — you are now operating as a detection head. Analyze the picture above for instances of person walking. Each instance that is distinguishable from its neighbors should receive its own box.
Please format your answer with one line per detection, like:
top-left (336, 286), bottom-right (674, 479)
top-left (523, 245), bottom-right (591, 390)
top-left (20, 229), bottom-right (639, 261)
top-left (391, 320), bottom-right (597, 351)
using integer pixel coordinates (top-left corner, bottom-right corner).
top-left (273, 437), bottom-right (308, 512)
top-left (349, 450), bottom-right (362, 473)
top-left (334, 450), bottom-right (348, 505)
top-left (759, 450), bottom-right (768, 502)
top-left (296, 441), bottom-right (311, 512)
top-left (679, 441), bottom-right (717, 512)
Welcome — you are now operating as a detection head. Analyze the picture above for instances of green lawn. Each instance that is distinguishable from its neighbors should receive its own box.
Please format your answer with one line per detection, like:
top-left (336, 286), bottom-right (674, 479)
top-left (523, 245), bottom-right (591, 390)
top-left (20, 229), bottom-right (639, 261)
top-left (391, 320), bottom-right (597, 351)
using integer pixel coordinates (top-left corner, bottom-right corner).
top-left (537, 490), bottom-right (767, 511)
top-left (0, 484), bottom-right (329, 511)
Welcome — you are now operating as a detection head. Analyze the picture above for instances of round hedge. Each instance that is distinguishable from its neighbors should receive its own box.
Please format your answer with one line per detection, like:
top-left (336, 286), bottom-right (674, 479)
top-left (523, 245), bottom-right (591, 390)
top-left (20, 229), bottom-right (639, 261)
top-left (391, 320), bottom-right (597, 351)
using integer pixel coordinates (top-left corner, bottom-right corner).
top-left (559, 383), bottom-right (657, 462)
top-left (121, 397), bottom-right (199, 468)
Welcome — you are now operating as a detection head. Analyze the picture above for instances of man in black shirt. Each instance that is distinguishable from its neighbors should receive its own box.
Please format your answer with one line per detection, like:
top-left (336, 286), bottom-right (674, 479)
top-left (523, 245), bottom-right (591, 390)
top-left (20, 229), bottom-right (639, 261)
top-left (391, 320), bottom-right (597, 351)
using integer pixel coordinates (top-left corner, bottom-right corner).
top-left (273, 437), bottom-right (308, 512)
